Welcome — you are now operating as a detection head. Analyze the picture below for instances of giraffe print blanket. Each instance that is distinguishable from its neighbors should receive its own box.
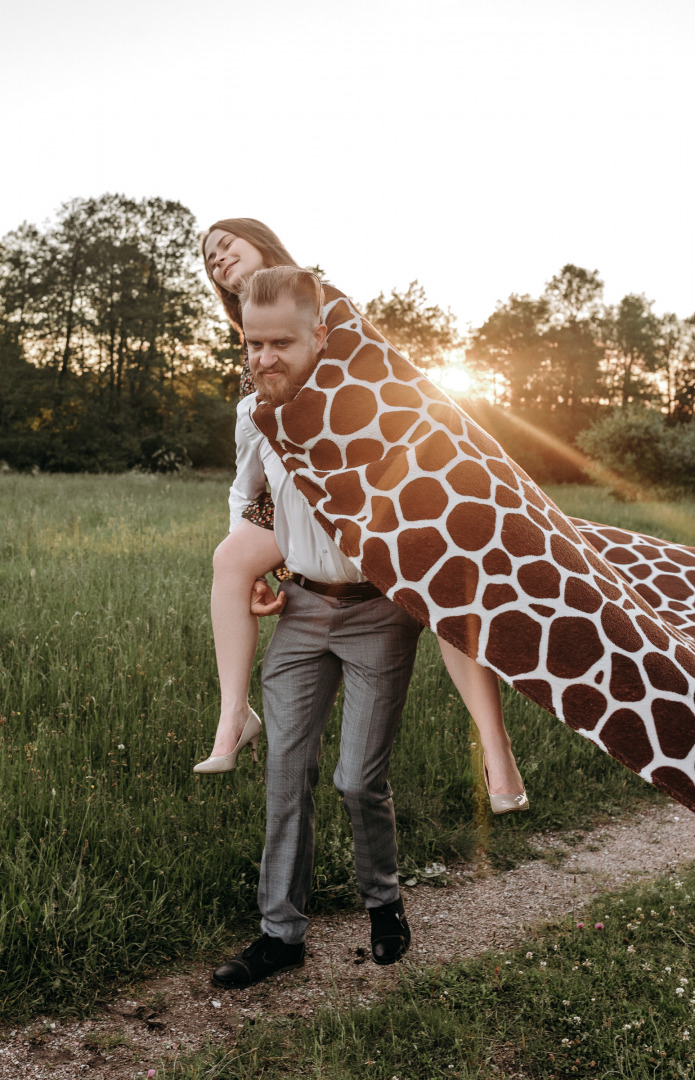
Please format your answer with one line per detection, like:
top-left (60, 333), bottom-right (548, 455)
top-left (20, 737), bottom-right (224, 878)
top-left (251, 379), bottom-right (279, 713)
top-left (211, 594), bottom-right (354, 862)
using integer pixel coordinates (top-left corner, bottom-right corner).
top-left (252, 286), bottom-right (695, 813)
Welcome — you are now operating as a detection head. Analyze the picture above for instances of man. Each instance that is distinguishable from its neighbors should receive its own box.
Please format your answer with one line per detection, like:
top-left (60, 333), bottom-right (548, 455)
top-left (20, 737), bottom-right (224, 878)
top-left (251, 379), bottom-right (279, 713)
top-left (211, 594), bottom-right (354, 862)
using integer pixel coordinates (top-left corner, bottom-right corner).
top-left (212, 267), bottom-right (421, 989)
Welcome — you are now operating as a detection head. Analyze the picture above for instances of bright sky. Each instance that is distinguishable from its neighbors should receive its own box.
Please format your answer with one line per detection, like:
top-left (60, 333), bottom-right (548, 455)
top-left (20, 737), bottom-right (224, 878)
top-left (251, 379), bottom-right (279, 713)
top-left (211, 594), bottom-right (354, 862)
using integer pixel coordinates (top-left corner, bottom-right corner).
top-left (2, 0), bottom-right (693, 330)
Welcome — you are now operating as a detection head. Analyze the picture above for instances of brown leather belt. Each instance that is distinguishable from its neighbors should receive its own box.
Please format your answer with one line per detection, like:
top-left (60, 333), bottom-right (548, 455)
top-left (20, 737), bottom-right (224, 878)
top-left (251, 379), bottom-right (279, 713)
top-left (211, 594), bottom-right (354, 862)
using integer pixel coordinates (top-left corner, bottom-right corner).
top-left (293, 576), bottom-right (382, 603)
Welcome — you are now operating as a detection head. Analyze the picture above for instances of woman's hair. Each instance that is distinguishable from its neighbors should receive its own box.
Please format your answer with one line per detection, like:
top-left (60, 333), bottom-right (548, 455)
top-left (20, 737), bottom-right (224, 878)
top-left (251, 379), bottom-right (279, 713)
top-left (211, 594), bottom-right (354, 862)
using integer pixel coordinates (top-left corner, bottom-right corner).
top-left (201, 218), bottom-right (299, 330)
top-left (238, 266), bottom-right (324, 324)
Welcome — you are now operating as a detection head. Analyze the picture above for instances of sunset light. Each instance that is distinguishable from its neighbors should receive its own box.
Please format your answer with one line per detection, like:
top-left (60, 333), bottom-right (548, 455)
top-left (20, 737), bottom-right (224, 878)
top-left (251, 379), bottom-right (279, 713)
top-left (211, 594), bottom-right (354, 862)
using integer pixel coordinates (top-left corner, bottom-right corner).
top-left (430, 360), bottom-right (474, 397)
top-left (438, 365), bottom-right (472, 395)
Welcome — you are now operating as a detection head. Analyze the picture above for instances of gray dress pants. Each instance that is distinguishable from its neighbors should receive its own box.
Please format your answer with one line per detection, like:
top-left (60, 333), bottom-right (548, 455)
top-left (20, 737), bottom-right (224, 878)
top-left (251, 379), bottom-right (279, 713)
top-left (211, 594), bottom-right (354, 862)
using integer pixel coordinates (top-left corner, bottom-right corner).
top-left (258, 580), bottom-right (421, 944)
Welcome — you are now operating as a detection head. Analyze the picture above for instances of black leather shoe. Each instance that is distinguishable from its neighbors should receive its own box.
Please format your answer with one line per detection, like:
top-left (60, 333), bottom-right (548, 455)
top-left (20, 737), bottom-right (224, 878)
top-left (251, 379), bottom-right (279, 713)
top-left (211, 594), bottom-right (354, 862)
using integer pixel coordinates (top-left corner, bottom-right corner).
top-left (212, 933), bottom-right (305, 988)
top-left (369, 896), bottom-right (411, 965)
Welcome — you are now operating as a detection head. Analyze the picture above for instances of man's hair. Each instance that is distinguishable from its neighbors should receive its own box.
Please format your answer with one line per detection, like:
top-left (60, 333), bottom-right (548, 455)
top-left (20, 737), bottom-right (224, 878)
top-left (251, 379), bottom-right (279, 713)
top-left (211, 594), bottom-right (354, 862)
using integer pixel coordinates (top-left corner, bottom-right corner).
top-left (200, 218), bottom-right (299, 330)
top-left (239, 266), bottom-right (324, 325)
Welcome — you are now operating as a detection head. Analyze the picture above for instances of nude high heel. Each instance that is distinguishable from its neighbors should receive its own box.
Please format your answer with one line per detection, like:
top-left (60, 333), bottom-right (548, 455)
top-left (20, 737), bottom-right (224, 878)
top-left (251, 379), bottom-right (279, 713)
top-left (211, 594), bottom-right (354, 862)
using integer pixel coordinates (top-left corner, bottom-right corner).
top-left (193, 709), bottom-right (262, 774)
top-left (482, 755), bottom-right (529, 814)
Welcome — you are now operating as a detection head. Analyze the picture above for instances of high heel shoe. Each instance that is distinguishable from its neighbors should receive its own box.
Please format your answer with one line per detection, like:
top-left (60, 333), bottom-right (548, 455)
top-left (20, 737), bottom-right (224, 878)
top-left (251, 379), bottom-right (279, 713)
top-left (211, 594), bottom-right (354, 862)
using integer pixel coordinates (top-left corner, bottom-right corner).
top-left (193, 709), bottom-right (262, 774)
top-left (482, 755), bottom-right (529, 814)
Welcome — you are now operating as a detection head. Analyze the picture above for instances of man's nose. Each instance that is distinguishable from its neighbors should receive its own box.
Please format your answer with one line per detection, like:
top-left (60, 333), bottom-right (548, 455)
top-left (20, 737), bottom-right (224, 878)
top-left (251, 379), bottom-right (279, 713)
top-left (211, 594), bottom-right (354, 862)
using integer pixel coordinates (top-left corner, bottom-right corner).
top-left (259, 347), bottom-right (277, 367)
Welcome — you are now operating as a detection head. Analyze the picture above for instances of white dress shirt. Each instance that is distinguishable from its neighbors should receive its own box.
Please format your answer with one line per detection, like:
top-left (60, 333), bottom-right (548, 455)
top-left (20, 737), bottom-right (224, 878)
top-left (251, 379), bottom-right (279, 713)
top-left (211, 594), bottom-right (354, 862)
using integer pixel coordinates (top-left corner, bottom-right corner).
top-left (228, 394), bottom-right (367, 585)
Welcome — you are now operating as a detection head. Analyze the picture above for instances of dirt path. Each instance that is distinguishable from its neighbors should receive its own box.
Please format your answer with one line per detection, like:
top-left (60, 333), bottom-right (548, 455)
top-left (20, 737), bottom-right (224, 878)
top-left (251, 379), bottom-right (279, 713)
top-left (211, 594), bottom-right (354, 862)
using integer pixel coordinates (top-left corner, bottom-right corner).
top-left (3, 802), bottom-right (694, 1080)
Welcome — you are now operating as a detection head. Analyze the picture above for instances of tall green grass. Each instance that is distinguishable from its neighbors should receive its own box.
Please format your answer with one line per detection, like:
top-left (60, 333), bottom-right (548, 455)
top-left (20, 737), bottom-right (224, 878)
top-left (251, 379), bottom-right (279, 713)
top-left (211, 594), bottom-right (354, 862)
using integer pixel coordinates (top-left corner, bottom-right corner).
top-left (0, 476), bottom-right (690, 1019)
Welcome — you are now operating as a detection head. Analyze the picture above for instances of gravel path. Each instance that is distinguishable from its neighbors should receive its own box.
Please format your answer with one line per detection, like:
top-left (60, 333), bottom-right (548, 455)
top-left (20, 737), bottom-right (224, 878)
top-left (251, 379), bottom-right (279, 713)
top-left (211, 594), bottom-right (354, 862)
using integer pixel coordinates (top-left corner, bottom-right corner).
top-left (3, 802), bottom-right (694, 1079)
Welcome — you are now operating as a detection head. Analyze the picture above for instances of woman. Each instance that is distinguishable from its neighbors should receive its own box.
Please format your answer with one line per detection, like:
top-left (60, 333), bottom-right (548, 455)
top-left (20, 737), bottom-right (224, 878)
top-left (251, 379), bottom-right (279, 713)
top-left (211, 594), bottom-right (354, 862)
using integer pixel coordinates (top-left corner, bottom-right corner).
top-left (195, 217), bottom-right (526, 811)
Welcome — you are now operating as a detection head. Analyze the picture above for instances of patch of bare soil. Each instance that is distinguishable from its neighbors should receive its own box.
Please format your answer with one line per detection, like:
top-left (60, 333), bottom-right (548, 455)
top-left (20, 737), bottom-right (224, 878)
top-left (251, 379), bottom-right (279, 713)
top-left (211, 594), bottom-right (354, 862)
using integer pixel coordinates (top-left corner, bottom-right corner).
top-left (2, 802), bottom-right (693, 1079)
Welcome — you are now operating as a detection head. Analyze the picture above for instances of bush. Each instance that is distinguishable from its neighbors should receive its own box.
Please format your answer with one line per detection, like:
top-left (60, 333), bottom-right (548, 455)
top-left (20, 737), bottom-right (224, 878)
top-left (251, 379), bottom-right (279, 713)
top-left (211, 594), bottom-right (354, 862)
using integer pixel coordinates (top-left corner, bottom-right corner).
top-left (577, 407), bottom-right (695, 494)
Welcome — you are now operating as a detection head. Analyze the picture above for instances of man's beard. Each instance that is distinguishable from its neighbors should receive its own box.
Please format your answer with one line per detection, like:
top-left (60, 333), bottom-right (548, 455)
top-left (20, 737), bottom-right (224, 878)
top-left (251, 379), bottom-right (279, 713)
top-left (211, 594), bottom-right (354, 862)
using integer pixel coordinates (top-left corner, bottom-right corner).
top-left (252, 371), bottom-right (307, 406)
top-left (251, 355), bottom-right (320, 406)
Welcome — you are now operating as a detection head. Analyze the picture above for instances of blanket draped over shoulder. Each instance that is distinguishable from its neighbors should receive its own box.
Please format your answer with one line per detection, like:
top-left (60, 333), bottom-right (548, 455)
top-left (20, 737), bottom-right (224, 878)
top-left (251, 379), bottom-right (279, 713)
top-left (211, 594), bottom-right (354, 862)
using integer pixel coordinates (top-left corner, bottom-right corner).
top-left (252, 285), bottom-right (695, 813)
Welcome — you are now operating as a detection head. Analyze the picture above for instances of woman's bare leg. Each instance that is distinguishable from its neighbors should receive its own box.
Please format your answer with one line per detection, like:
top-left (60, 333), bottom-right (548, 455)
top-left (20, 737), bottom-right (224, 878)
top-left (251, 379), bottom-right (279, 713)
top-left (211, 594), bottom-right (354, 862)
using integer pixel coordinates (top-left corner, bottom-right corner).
top-left (437, 637), bottom-right (524, 794)
top-left (208, 521), bottom-right (284, 758)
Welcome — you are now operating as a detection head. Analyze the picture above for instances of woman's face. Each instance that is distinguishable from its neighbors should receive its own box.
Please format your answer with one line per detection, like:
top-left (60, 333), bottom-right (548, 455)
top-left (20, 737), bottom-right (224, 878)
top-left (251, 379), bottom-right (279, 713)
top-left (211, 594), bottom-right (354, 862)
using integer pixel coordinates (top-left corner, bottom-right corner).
top-left (204, 229), bottom-right (266, 292)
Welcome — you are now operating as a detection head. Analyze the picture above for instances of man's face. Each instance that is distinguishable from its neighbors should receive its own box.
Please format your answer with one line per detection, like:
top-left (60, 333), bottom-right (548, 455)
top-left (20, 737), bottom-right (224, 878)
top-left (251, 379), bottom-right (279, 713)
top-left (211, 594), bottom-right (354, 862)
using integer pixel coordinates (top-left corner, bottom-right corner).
top-left (244, 295), bottom-right (327, 406)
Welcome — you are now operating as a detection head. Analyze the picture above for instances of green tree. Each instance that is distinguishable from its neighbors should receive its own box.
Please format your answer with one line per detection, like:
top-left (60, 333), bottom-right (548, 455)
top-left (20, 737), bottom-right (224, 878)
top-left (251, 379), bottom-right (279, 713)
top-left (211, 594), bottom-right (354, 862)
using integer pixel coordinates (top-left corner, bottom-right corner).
top-left (363, 280), bottom-right (462, 370)
top-left (656, 312), bottom-right (695, 419)
top-left (601, 294), bottom-right (662, 407)
top-left (543, 264), bottom-right (605, 411)
top-left (466, 294), bottom-right (551, 408)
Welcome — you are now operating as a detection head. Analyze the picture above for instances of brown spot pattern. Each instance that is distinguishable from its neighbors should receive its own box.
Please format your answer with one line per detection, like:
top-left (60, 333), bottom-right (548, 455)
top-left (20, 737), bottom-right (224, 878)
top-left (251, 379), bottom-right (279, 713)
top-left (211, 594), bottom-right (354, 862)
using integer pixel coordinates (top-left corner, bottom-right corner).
top-left (398, 528), bottom-right (448, 581)
top-left (429, 557), bottom-right (479, 608)
top-left (446, 503), bottom-right (497, 551)
top-left (399, 478), bottom-right (449, 521)
top-left (367, 496), bottom-right (399, 533)
top-left (329, 386), bottom-right (378, 435)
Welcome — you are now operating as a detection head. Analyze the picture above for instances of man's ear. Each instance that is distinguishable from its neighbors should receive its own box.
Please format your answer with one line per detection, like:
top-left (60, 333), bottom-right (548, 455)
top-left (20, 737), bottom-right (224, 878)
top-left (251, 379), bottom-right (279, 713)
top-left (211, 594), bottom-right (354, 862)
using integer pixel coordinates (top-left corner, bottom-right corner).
top-left (315, 323), bottom-right (328, 351)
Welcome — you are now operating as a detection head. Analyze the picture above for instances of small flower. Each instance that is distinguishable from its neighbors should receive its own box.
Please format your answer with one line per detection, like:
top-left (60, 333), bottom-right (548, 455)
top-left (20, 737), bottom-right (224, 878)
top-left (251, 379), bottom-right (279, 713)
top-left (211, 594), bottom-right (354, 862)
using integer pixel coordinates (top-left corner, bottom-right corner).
top-left (147, 1072), bottom-right (156, 1079)
top-left (651, 910), bottom-right (658, 916)
top-left (680, 977), bottom-right (689, 985)
top-left (572, 1015), bottom-right (581, 1024)
top-left (627, 945), bottom-right (635, 953)
top-left (623, 1023), bottom-right (632, 1030)
top-left (676, 987), bottom-right (685, 996)
top-left (562, 999), bottom-right (570, 1006)
top-left (594, 922), bottom-right (604, 930)
top-left (540, 961), bottom-right (547, 968)
top-left (576, 922), bottom-right (584, 929)
top-left (525, 951), bottom-right (534, 959)
top-left (118, 743), bottom-right (126, 750)
top-left (683, 1031), bottom-right (691, 1041)
top-left (665, 966), bottom-right (672, 973)
top-left (561, 1038), bottom-right (570, 1046)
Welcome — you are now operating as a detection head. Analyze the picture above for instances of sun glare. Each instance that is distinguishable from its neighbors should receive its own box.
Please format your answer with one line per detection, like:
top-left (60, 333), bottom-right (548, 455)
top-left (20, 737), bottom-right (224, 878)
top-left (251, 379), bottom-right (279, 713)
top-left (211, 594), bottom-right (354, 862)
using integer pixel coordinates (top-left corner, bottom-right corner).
top-left (430, 361), bottom-right (472, 396)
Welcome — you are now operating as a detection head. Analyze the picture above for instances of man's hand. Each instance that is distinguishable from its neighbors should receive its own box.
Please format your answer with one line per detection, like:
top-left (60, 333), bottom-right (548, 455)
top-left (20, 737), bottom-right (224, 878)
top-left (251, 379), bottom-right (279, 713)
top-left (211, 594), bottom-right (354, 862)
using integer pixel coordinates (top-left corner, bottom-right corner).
top-left (251, 577), bottom-right (287, 617)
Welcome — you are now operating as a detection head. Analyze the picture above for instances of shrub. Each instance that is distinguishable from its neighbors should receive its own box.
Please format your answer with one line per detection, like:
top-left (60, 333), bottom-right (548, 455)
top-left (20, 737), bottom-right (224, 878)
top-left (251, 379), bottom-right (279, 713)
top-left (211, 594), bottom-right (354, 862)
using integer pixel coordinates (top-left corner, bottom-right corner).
top-left (577, 407), bottom-right (695, 494)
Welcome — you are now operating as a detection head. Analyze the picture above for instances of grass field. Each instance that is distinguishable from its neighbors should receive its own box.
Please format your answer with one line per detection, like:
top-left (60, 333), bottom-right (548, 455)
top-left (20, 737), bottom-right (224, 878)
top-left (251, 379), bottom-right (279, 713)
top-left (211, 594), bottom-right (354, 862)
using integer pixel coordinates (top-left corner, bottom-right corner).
top-left (156, 864), bottom-right (695, 1079)
top-left (1, 474), bottom-right (694, 1020)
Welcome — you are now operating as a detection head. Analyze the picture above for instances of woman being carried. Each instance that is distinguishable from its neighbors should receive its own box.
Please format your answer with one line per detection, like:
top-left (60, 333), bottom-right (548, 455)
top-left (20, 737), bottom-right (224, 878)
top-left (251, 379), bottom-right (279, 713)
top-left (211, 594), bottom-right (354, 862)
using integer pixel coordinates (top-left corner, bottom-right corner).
top-left (194, 217), bottom-right (526, 812)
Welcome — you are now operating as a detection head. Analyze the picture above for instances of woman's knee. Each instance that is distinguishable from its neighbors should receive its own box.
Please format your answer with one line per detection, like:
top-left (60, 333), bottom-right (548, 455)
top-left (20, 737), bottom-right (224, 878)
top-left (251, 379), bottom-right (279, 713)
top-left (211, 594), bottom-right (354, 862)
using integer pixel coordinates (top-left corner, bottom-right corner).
top-left (213, 525), bottom-right (262, 579)
top-left (214, 521), bottom-right (283, 579)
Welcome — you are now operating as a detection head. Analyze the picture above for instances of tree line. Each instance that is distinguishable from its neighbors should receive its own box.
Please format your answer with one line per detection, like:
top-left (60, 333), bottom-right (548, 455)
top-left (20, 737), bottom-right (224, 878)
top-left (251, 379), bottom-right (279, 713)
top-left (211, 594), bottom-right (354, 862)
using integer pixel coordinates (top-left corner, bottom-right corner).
top-left (1, 195), bottom-right (693, 482)
top-left (467, 265), bottom-right (695, 420)
top-left (0, 195), bottom-right (241, 472)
